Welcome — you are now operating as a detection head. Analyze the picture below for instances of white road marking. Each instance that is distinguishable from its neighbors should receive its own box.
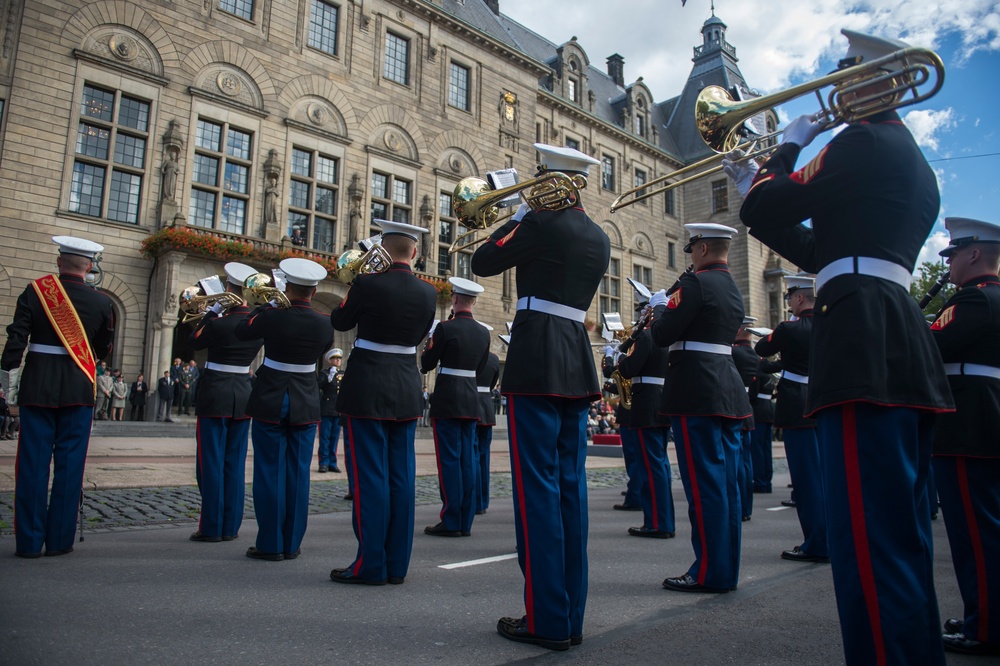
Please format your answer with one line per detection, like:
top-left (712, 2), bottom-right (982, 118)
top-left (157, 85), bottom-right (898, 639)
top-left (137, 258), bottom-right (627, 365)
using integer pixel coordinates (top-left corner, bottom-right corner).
top-left (767, 506), bottom-right (793, 512)
top-left (439, 553), bottom-right (518, 570)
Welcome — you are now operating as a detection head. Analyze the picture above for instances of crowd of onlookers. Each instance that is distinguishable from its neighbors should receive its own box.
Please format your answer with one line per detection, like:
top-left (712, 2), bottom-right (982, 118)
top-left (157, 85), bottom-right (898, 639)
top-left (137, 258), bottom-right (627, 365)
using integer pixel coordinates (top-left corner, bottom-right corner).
top-left (586, 399), bottom-right (620, 439)
top-left (91, 358), bottom-right (202, 422)
top-left (0, 387), bottom-right (18, 439)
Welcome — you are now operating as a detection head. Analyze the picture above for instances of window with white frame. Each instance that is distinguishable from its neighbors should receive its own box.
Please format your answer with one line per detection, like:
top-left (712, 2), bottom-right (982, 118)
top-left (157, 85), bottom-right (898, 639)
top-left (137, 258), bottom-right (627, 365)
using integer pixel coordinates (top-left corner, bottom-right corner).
top-left (370, 170), bottom-right (411, 233)
top-left (567, 77), bottom-right (578, 103)
top-left (711, 179), bottom-right (728, 214)
top-left (634, 169), bottom-right (648, 205)
top-left (219, 0), bottom-right (253, 21)
top-left (308, 0), bottom-right (339, 56)
top-left (448, 62), bottom-right (470, 111)
top-left (601, 155), bottom-right (615, 191)
top-left (600, 257), bottom-right (621, 315)
top-left (384, 32), bottom-right (410, 85)
top-left (288, 146), bottom-right (339, 252)
top-left (632, 264), bottom-right (652, 311)
top-left (69, 83), bottom-right (150, 224)
top-left (437, 189), bottom-right (454, 274)
top-left (189, 118), bottom-right (253, 235)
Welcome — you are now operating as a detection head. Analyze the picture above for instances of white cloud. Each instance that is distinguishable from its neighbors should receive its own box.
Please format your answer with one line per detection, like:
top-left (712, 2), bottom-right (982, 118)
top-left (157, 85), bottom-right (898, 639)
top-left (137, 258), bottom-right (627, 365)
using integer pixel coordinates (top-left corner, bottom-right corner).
top-left (915, 231), bottom-right (950, 273)
top-left (903, 108), bottom-right (956, 152)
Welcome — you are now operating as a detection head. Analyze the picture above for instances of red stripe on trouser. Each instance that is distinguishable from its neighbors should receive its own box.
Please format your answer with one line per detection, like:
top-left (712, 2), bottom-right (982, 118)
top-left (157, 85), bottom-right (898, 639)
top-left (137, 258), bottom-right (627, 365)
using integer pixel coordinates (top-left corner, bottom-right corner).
top-left (431, 419), bottom-right (449, 521)
top-left (508, 398), bottom-right (535, 633)
top-left (347, 418), bottom-right (365, 576)
top-left (956, 457), bottom-right (990, 639)
top-left (638, 429), bottom-right (658, 528)
top-left (841, 404), bottom-right (887, 666)
top-left (679, 417), bottom-right (708, 584)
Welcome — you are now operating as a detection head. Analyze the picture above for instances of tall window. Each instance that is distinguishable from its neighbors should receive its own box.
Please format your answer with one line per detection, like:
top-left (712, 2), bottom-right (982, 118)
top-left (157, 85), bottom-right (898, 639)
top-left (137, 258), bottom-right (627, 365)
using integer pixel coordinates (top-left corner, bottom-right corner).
top-left (69, 83), bottom-right (150, 224)
top-left (189, 118), bottom-right (253, 234)
top-left (370, 171), bottom-right (411, 231)
top-left (219, 0), bottom-right (253, 20)
top-left (668, 242), bottom-right (676, 269)
top-left (635, 97), bottom-right (647, 137)
top-left (600, 257), bottom-right (621, 314)
top-left (634, 169), bottom-right (647, 205)
top-left (632, 264), bottom-right (653, 311)
top-left (384, 32), bottom-right (410, 85)
top-left (567, 77), bottom-right (578, 103)
top-left (565, 137), bottom-right (580, 151)
top-left (437, 190), bottom-right (454, 274)
top-left (288, 147), bottom-right (339, 252)
top-left (308, 0), bottom-right (339, 56)
top-left (664, 188), bottom-right (675, 216)
top-left (448, 62), bottom-right (470, 111)
top-left (601, 155), bottom-right (615, 191)
top-left (711, 180), bottom-right (729, 214)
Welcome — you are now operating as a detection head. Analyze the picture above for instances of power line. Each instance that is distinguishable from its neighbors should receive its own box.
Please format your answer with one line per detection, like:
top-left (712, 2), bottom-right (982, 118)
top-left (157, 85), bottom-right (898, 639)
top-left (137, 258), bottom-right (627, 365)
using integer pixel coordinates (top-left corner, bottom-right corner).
top-left (927, 152), bottom-right (1000, 163)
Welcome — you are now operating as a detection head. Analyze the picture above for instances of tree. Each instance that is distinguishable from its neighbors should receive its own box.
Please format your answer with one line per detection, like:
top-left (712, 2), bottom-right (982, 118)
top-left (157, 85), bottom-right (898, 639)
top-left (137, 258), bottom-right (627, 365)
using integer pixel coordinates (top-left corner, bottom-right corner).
top-left (910, 260), bottom-right (955, 318)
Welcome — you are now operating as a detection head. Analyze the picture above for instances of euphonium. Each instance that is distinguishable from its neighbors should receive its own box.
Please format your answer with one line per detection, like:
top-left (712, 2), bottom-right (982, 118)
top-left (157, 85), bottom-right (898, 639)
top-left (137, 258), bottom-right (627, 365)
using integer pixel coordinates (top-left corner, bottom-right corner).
top-left (178, 287), bottom-right (244, 323)
top-left (243, 273), bottom-right (290, 308)
top-left (335, 243), bottom-right (392, 285)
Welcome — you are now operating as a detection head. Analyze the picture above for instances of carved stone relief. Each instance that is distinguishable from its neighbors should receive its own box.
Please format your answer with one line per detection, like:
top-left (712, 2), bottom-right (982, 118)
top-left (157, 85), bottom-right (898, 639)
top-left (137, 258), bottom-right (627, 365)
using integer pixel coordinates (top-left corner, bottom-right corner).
top-left (83, 27), bottom-right (162, 76)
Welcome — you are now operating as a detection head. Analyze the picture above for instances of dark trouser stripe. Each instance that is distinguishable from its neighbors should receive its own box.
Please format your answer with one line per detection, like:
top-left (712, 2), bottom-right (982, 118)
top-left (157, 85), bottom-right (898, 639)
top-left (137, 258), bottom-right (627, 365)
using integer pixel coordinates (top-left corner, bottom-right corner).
top-left (679, 416), bottom-right (709, 584)
top-left (508, 397), bottom-right (535, 633)
top-left (957, 457), bottom-right (990, 639)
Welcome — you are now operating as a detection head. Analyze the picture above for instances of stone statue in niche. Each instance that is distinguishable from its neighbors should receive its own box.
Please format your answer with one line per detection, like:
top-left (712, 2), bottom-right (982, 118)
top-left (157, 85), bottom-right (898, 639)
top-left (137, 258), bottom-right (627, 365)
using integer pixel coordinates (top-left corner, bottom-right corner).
top-left (263, 175), bottom-right (279, 228)
top-left (161, 149), bottom-right (179, 202)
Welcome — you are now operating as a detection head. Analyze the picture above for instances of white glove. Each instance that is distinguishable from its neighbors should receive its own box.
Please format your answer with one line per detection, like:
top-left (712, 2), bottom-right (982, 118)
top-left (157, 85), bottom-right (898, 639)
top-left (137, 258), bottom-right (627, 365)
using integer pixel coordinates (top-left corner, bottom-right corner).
top-left (267, 299), bottom-right (280, 308)
top-left (511, 203), bottom-right (531, 222)
top-left (649, 289), bottom-right (668, 309)
top-left (721, 149), bottom-right (759, 198)
top-left (208, 302), bottom-right (225, 316)
top-left (603, 345), bottom-right (617, 359)
top-left (781, 114), bottom-right (825, 149)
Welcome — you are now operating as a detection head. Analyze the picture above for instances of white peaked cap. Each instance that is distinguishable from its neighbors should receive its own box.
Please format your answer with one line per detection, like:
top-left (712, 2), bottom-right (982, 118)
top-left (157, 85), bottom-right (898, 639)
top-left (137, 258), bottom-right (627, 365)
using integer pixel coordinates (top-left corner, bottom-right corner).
top-left (939, 217), bottom-right (1000, 257)
top-left (841, 29), bottom-right (911, 67)
top-left (742, 316), bottom-right (758, 326)
top-left (784, 275), bottom-right (816, 292)
top-left (224, 262), bottom-right (257, 286)
top-left (683, 223), bottom-right (737, 252)
top-left (449, 276), bottom-right (484, 297)
top-left (375, 219), bottom-right (429, 241)
top-left (279, 258), bottom-right (327, 287)
top-left (325, 348), bottom-right (343, 360)
top-left (534, 143), bottom-right (601, 175)
top-left (52, 236), bottom-right (103, 259)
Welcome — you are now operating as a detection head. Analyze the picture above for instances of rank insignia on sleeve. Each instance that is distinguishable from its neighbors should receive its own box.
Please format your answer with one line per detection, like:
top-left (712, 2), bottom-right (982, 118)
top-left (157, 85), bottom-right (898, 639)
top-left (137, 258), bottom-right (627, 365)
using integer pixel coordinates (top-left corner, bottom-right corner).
top-left (667, 289), bottom-right (682, 309)
top-left (790, 146), bottom-right (829, 185)
top-left (930, 305), bottom-right (956, 330)
top-left (496, 224), bottom-right (521, 247)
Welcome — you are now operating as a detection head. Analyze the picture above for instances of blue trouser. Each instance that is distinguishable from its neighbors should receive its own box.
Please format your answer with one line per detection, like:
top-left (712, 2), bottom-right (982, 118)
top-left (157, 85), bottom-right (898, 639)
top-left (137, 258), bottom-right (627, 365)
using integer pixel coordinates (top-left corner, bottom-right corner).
top-left (507, 394), bottom-right (589, 642)
top-left (934, 456), bottom-right (1000, 645)
top-left (619, 425), bottom-right (643, 507)
top-left (15, 405), bottom-right (92, 555)
top-left (635, 426), bottom-right (675, 533)
top-left (817, 403), bottom-right (944, 666)
top-left (672, 415), bottom-right (742, 590)
top-left (927, 464), bottom-right (939, 518)
top-left (195, 416), bottom-right (250, 538)
top-left (431, 418), bottom-right (477, 533)
top-left (344, 416), bottom-right (417, 581)
top-left (783, 428), bottom-right (827, 556)
top-left (251, 395), bottom-right (316, 556)
top-left (750, 422), bottom-right (773, 491)
top-left (739, 429), bottom-right (754, 519)
top-left (318, 415), bottom-right (341, 468)
top-left (475, 424), bottom-right (493, 512)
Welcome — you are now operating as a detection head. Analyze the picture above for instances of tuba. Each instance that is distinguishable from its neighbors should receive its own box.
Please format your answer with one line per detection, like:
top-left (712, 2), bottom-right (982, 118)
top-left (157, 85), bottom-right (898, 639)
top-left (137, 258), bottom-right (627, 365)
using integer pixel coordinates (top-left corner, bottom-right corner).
top-left (178, 286), bottom-right (244, 323)
top-left (243, 272), bottom-right (290, 308)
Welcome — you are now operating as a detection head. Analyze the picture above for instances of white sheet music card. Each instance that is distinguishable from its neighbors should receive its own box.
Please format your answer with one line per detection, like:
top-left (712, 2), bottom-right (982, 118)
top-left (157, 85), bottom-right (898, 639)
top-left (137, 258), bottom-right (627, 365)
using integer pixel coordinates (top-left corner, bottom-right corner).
top-left (486, 168), bottom-right (521, 208)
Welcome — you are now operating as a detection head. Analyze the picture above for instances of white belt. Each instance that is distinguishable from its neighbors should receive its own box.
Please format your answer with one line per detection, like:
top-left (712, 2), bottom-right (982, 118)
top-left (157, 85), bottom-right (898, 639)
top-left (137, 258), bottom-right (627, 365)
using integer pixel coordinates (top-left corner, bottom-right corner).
top-left (744, 386), bottom-right (751, 392)
top-left (757, 393), bottom-right (773, 400)
top-left (263, 357), bottom-right (316, 373)
top-left (355, 338), bottom-right (416, 355)
top-left (477, 386), bottom-right (491, 393)
top-left (28, 343), bottom-right (69, 355)
top-left (668, 341), bottom-right (732, 355)
top-left (815, 256), bottom-right (912, 293)
top-left (440, 367), bottom-right (477, 378)
top-left (205, 362), bottom-right (250, 374)
top-left (516, 297), bottom-right (587, 323)
top-left (781, 370), bottom-right (809, 384)
top-left (632, 376), bottom-right (665, 386)
top-left (943, 363), bottom-right (1000, 381)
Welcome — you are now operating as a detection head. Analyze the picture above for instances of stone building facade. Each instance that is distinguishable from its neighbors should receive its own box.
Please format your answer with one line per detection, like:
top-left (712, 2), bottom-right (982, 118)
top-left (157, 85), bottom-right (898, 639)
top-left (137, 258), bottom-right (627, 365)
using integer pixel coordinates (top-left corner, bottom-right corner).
top-left (0, 0), bottom-right (790, 407)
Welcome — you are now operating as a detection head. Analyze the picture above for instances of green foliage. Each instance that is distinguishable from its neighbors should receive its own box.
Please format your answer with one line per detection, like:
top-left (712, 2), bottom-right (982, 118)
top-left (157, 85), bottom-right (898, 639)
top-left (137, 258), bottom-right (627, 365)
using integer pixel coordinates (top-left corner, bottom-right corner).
top-left (910, 260), bottom-right (955, 316)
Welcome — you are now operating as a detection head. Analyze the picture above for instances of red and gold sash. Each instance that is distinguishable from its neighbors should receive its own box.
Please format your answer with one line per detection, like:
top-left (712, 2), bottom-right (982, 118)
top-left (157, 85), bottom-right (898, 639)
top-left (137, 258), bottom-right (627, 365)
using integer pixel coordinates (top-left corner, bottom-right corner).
top-left (31, 274), bottom-right (97, 392)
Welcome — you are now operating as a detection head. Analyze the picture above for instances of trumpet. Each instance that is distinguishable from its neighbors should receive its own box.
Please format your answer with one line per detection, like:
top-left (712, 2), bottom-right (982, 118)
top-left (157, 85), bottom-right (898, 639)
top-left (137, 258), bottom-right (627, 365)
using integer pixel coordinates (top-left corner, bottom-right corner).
top-left (449, 171), bottom-right (588, 253)
top-left (179, 287), bottom-right (244, 323)
top-left (611, 46), bottom-right (945, 212)
top-left (243, 272), bottom-right (290, 308)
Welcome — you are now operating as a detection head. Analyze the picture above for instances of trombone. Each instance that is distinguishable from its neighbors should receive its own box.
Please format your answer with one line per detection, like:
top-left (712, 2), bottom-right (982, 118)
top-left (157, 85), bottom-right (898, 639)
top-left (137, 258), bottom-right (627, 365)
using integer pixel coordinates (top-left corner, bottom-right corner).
top-left (610, 46), bottom-right (945, 213)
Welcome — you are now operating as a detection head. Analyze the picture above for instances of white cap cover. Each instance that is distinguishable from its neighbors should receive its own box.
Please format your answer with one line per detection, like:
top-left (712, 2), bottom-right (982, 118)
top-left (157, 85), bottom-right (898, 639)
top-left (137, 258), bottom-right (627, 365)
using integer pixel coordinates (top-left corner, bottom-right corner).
top-left (683, 223), bottom-right (738, 252)
top-left (375, 219), bottom-right (429, 242)
top-left (939, 217), bottom-right (1000, 257)
top-left (533, 143), bottom-right (601, 175)
top-left (279, 258), bottom-right (327, 287)
top-left (224, 262), bottom-right (257, 286)
top-left (52, 236), bottom-right (103, 259)
top-left (448, 276), bottom-right (484, 297)
top-left (784, 275), bottom-right (816, 293)
top-left (325, 348), bottom-right (343, 360)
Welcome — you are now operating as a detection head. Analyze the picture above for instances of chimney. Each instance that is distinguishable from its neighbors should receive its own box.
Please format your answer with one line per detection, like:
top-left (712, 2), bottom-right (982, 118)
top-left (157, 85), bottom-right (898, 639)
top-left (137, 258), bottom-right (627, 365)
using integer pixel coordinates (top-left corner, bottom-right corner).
top-left (607, 54), bottom-right (624, 87)
top-left (484, 0), bottom-right (500, 15)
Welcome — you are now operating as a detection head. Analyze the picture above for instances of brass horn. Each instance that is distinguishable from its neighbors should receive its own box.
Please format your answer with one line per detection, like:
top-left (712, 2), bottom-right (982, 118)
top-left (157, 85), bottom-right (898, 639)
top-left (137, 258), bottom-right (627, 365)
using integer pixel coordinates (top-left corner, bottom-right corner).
top-left (610, 46), bottom-right (945, 212)
top-left (243, 272), bottom-right (291, 308)
top-left (449, 171), bottom-right (588, 253)
top-left (179, 287), bottom-right (244, 324)
top-left (335, 244), bottom-right (392, 285)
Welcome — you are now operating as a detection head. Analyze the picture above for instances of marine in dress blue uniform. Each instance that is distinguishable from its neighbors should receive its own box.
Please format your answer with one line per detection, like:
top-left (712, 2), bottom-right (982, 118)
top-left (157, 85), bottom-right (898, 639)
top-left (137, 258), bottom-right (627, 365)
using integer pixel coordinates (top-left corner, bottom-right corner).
top-left (727, 30), bottom-right (954, 665)
top-left (930, 217), bottom-right (1000, 656)
top-left (474, 350), bottom-right (500, 514)
top-left (732, 317), bottom-right (759, 522)
top-left (747, 329), bottom-right (776, 494)
top-left (317, 347), bottom-right (344, 474)
top-left (601, 344), bottom-right (641, 511)
top-left (421, 277), bottom-right (491, 537)
top-left (2, 237), bottom-right (114, 557)
top-left (235, 258), bottom-right (332, 561)
top-left (753, 276), bottom-right (828, 562)
top-left (650, 224), bottom-right (752, 593)
top-left (330, 220), bottom-right (437, 585)
top-left (187, 262), bottom-right (262, 543)
top-left (473, 144), bottom-right (610, 650)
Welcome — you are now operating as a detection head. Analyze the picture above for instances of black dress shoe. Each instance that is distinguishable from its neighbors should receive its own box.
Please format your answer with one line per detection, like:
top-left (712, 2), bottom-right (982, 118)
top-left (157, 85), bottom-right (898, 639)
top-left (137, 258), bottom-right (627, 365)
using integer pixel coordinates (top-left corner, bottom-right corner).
top-left (943, 633), bottom-right (1000, 655)
top-left (44, 547), bottom-right (74, 557)
top-left (613, 503), bottom-right (641, 511)
top-left (628, 526), bottom-right (675, 539)
top-left (190, 531), bottom-right (222, 543)
top-left (780, 499), bottom-right (797, 507)
top-left (753, 488), bottom-right (772, 494)
top-left (246, 547), bottom-right (283, 561)
top-left (387, 576), bottom-right (405, 585)
top-left (330, 568), bottom-right (386, 585)
top-left (331, 466), bottom-right (341, 473)
top-left (662, 573), bottom-right (731, 593)
top-left (424, 523), bottom-right (463, 537)
top-left (222, 534), bottom-right (239, 542)
top-left (780, 546), bottom-right (830, 563)
top-left (742, 515), bottom-right (752, 522)
top-left (496, 616), bottom-right (570, 651)
top-left (15, 551), bottom-right (42, 559)
top-left (570, 635), bottom-right (583, 646)
top-left (283, 549), bottom-right (301, 560)
top-left (944, 618), bottom-right (964, 634)
top-left (475, 510), bottom-right (486, 515)
top-left (343, 493), bottom-right (354, 500)
top-left (318, 465), bottom-right (328, 473)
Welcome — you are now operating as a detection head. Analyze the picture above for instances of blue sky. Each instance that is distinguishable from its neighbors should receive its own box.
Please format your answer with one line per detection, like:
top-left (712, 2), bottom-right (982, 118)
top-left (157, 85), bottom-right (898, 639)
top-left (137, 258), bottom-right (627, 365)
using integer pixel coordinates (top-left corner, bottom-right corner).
top-left (499, 0), bottom-right (999, 268)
